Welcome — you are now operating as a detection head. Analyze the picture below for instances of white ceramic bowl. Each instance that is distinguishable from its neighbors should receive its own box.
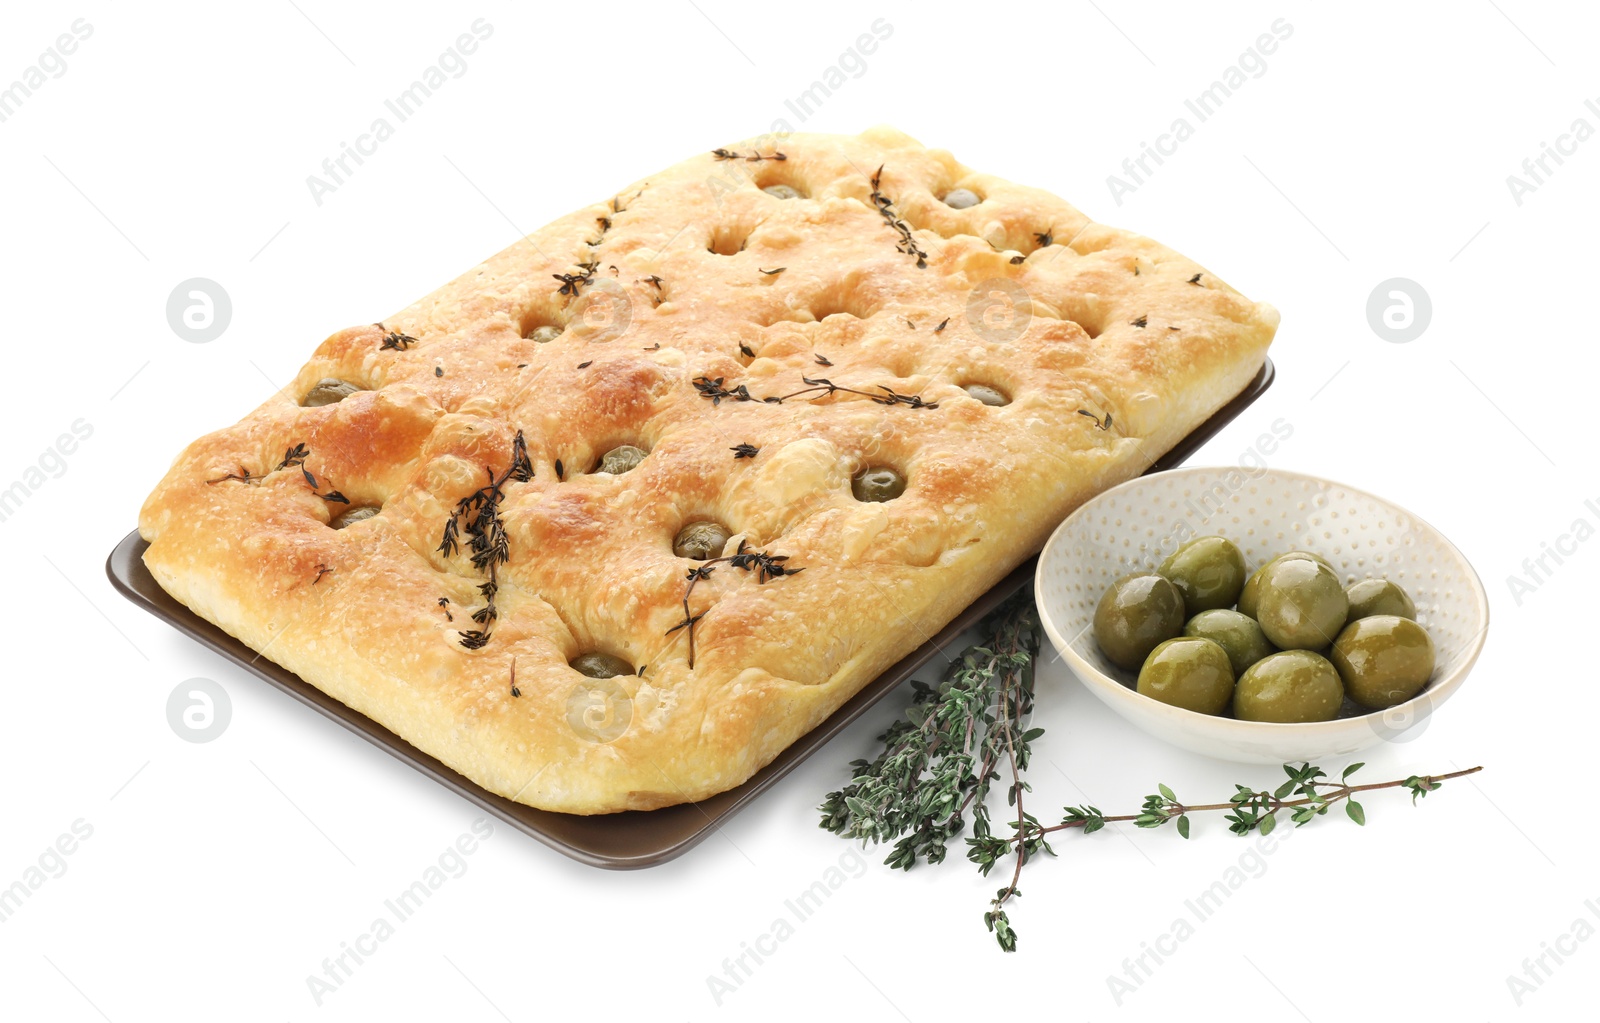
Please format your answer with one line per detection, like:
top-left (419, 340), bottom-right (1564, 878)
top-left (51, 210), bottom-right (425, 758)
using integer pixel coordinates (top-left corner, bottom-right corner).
top-left (1034, 467), bottom-right (1488, 763)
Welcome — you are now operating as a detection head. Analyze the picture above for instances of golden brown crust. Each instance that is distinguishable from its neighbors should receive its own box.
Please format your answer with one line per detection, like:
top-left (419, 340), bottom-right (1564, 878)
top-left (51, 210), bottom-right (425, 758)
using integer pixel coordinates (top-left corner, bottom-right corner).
top-left (139, 127), bottom-right (1277, 813)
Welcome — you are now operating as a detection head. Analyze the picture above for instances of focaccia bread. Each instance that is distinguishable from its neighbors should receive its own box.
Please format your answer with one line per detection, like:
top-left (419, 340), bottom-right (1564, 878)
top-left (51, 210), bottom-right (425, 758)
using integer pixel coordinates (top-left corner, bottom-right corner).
top-left (139, 126), bottom-right (1277, 814)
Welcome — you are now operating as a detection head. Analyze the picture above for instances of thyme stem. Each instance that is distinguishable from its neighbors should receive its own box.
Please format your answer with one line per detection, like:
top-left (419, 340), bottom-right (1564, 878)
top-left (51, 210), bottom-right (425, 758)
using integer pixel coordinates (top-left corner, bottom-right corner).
top-left (667, 541), bottom-right (803, 667)
top-left (1032, 766), bottom-right (1483, 838)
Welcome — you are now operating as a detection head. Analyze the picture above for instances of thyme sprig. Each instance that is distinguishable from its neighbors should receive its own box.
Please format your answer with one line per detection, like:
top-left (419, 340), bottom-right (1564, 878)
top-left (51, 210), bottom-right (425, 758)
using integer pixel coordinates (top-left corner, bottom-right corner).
top-left (437, 431), bottom-right (532, 649)
top-left (819, 592), bottom-right (1481, 952)
top-left (693, 375), bottom-right (937, 409)
top-left (819, 593), bottom-right (1040, 871)
top-left (378, 325), bottom-right (418, 351)
top-left (209, 442), bottom-right (342, 495)
top-left (869, 165), bottom-right (928, 269)
top-left (667, 539), bottom-right (802, 667)
top-left (711, 148), bottom-right (787, 162)
top-left (642, 274), bottom-right (665, 306)
top-left (281, 449), bottom-right (350, 504)
top-left (276, 444), bottom-right (310, 471)
top-left (1077, 409), bottom-right (1113, 431)
top-left (693, 377), bottom-right (754, 405)
top-left (554, 261), bottom-right (600, 298)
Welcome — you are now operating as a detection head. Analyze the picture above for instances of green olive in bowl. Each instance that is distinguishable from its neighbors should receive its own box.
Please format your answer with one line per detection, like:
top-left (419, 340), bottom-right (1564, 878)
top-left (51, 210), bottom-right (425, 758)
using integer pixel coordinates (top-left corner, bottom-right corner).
top-left (1159, 535), bottom-right (1246, 612)
top-left (1345, 578), bottom-right (1417, 622)
top-left (1237, 550), bottom-right (1331, 618)
top-left (1136, 637), bottom-right (1234, 715)
top-left (1093, 574), bottom-right (1186, 671)
top-left (1330, 614), bottom-right (1435, 709)
top-left (1183, 609), bottom-right (1275, 677)
top-left (1233, 650), bottom-right (1344, 723)
top-left (1254, 557), bottom-right (1349, 651)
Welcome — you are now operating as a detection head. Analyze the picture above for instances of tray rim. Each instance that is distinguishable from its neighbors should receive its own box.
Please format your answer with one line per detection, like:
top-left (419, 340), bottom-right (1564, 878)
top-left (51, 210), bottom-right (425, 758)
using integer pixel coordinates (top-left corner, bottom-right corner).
top-left (107, 357), bottom-right (1273, 869)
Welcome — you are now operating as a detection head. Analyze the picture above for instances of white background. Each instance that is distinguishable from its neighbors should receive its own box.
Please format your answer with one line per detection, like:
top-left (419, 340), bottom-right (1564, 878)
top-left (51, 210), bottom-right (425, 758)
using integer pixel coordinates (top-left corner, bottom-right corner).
top-left (1, 2), bottom-right (1595, 1019)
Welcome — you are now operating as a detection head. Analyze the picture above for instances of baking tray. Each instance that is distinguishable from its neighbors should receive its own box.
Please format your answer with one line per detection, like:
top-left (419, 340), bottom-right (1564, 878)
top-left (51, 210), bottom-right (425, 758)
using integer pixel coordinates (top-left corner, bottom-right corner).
top-left (108, 358), bottom-right (1273, 868)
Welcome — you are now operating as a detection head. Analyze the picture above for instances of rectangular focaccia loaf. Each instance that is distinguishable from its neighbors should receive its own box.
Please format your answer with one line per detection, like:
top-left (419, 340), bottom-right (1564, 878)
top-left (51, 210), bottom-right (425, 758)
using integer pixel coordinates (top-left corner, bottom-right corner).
top-left (139, 126), bottom-right (1277, 814)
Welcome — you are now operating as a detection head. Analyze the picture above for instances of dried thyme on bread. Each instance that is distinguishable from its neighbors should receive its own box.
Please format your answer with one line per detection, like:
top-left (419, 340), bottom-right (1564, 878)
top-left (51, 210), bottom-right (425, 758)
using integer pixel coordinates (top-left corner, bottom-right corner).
top-left (437, 431), bottom-right (533, 649)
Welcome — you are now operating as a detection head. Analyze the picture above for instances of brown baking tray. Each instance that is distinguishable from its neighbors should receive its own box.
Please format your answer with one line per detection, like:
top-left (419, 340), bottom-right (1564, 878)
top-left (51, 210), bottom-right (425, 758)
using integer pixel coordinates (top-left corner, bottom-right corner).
top-left (108, 359), bottom-right (1272, 868)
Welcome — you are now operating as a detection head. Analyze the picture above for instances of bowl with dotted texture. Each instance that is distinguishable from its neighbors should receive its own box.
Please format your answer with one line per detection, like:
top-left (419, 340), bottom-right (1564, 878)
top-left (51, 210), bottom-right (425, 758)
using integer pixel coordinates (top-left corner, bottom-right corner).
top-left (1034, 466), bottom-right (1488, 763)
